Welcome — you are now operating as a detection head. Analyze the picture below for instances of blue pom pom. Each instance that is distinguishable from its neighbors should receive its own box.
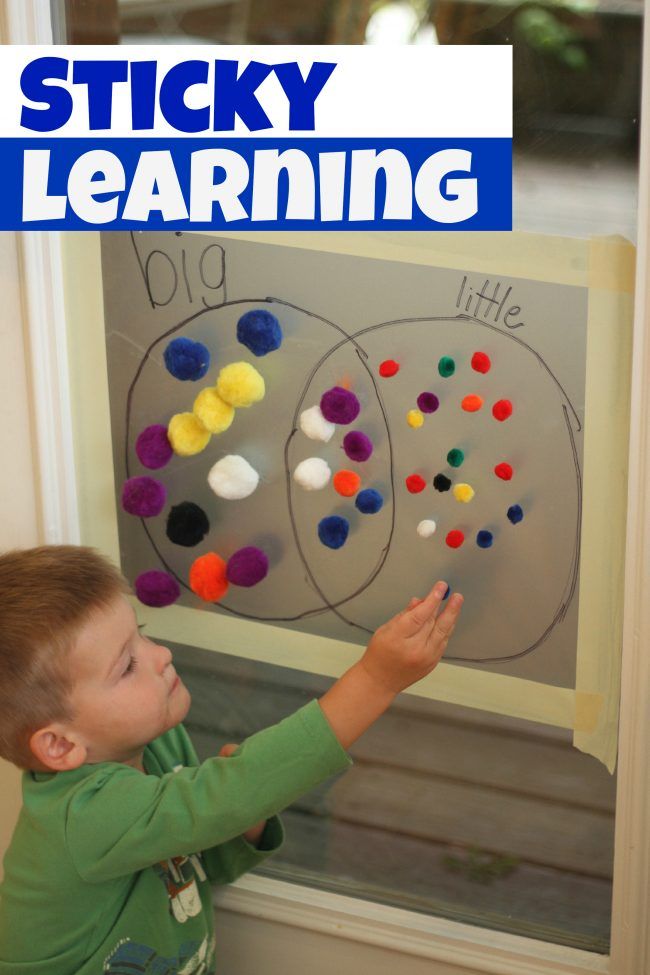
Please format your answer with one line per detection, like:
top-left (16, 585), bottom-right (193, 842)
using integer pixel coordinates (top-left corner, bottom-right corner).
top-left (237, 309), bottom-right (283, 356)
top-left (507, 504), bottom-right (524, 525)
top-left (318, 515), bottom-right (349, 549)
top-left (164, 337), bottom-right (210, 381)
top-left (355, 489), bottom-right (383, 514)
top-left (443, 585), bottom-right (451, 600)
top-left (477, 530), bottom-right (494, 548)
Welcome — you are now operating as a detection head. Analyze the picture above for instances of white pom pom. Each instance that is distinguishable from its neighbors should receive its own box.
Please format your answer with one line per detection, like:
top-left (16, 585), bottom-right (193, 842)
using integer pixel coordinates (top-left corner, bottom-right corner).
top-left (208, 455), bottom-right (259, 500)
top-left (293, 457), bottom-right (331, 491)
top-left (299, 405), bottom-right (335, 443)
top-left (417, 519), bottom-right (437, 538)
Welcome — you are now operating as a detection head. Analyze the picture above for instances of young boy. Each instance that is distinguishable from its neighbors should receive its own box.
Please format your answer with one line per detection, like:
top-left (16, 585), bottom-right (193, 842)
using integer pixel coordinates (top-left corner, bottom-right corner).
top-left (0, 545), bottom-right (463, 975)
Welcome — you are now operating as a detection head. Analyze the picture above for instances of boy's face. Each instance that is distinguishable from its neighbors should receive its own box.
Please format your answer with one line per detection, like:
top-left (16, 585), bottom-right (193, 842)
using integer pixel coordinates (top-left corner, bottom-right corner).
top-left (63, 594), bottom-right (191, 770)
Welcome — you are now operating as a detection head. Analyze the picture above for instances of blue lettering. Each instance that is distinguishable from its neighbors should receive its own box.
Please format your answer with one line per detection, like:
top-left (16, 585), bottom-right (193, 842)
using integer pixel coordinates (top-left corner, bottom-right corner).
top-left (20, 57), bottom-right (72, 132)
top-left (131, 61), bottom-right (157, 130)
top-left (213, 60), bottom-right (273, 132)
top-left (71, 61), bottom-right (129, 130)
top-left (159, 61), bottom-right (210, 133)
top-left (274, 62), bottom-right (336, 130)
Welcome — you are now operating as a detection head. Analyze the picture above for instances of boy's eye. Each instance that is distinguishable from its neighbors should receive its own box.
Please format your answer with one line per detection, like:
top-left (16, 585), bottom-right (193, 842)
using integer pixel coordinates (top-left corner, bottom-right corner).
top-left (123, 656), bottom-right (137, 676)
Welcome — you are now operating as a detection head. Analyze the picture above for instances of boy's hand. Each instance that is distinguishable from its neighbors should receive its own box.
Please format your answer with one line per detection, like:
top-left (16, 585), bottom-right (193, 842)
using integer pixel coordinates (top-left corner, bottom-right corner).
top-left (218, 744), bottom-right (266, 846)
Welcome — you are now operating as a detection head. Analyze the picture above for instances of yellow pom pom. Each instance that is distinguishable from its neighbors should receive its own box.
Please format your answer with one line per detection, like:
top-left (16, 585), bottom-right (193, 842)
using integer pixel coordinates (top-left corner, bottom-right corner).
top-left (216, 362), bottom-right (265, 408)
top-left (193, 387), bottom-right (235, 434)
top-left (167, 412), bottom-right (211, 457)
top-left (407, 409), bottom-right (424, 429)
top-left (453, 483), bottom-right (475, 503)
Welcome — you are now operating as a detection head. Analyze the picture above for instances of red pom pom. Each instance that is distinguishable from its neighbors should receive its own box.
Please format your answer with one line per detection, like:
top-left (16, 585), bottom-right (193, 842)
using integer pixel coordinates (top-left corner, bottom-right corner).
top-left (379, 359), bottom-right (400, 378)
top-left (493, 399), bottom-right (513, 421)
top-left (446, 530), bottom-right (465, 549)
top-left (406, 474), bottom-right (426, 494)
top-left (461, 394), bottom-right (483, 413)
top-left (333, 470), bottom-right (362, 497)
top-left (190, 553), bottom-right (229, 602)
top-left (494, 462), bottom-right (513, 481)
top-left (471, 351), bottom-right (491, 374)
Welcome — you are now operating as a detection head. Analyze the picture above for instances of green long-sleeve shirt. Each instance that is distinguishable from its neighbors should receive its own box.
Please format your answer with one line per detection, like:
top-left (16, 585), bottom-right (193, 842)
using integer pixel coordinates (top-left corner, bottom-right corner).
top-left (0, 699), bottom-right (351, 975)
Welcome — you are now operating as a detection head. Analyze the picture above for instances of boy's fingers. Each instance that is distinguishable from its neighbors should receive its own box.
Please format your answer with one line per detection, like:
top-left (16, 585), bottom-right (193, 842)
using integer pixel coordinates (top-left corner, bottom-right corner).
top-left (429, 593), bottom-right (464, 640)
top-left (405, 582), bottom-right (448, 630)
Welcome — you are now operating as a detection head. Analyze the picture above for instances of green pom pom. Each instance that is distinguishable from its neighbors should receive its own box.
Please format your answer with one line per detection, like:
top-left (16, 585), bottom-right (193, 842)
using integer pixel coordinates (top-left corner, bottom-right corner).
top-left (447, 448), bottom-right (464, 468)
top-left (438, 356), bottom-right (456, 378)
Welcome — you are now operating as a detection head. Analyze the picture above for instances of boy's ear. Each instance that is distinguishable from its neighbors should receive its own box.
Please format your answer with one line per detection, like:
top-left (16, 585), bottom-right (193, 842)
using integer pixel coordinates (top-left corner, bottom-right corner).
top-left (29, 727), bottom-right (88, 772)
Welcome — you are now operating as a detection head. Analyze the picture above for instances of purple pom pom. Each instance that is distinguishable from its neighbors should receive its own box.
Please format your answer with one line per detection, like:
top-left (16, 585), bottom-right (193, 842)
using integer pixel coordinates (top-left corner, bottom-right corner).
top-left (342, 431), bottom-right (373, 462)
top-left (226, 546), bottom-right (269, 587)
top-left (136, 424), bottom-right (173, 470)
top-left (417, 392), bottom-right (440, 414)
top-left (320, 387), bottom-right (360, 425)
top-left (135, 570), bottom-right (180, 607)
top-left (121, 476), bottom-right (166, 517)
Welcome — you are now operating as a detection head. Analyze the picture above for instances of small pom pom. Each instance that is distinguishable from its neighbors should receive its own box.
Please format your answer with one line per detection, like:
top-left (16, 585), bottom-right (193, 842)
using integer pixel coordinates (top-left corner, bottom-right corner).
top-left (216, 362), bottom-right (265, 408)
top-left (333, 470), bottom-right (361, 497)
top-left (507, 504), bottom-right (524, 524)
top-left (318, 515), bottom-right (350, 549)
top-left (446, 530), bottom-right (465, 549)
top-left (237, 309), bottom-right (282, 357)
top-left (320, 386), bottom-right (361, 425)
top-left (417, 392), bottom-right (439, 414)
top-left (135, 425), bottom-right (173, 470)
top-left (406, 474), bottom-right (426, 494)
top-left (462, 394), bottom-right (483, 413)
top-left (442, 585), bottom-right (451, 600)
top-left (193, 387), bottom-right (235, 434)
top-left (417, 519), bottom-right (437, 538)
top-left (168, 412), bottom-right (211, 457)
top-left (227, 546), bottom-right (269, 587)
top-left (471, 351), bottom-right (491, 374)
top-left (438, 356), bottom-right (455, 378)
top-left (135, 570), bottom-right (180, 608)
top-left (299, 405), bottom-right (335, 443)
top-left (433, 473), bottom-right (451, 492)
top-left (166, 501), bottom-right (210, 547)
top-left (356, 488), bottom-right (383, 514)
top-left (447, 448), bottom-right (464, 468)
top-left (208, 455), bottom-right (259, 500)
top-left (453, 483), bottom-right (475, 503)
top-left (121, 476), bottom-right (166, 517)
top-left (493, 399), bottom-right (513, 422)
top-left (477, 530), bottom-right (494, 548)
top-left (379, 359), bottom-right (400, 377)
top-left (293, 457), bottom-right (331, 491)
top-left (342, 431), bottom-right (373, 462)
top-left (190, 553), bottom-right (229, 602)
top-left (495, 462), bottom-right (513, 481)
top-left (164, 337), bottom-right (210, 381)
top-left (407, 409), bottom-right (424, 429)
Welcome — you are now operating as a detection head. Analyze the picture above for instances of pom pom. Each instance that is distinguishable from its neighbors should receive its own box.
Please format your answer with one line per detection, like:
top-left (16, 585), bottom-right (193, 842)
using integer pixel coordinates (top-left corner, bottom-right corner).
top-left (417, 392), bottom-right (439, 414)
top-left (299, 405), bottom-right (336, 443)
top-left (406, 474), bottom-right (426, 494)
top-left (193, 387), bottom-right (235, 434)
top-left (356, 488), bottom-right (383, 514)
top-left (417, 519), bottom-right (437, 538)
top-left (438, 356), bottom-right (455, 378)
top-left (333, 470), bottom-right (361, 497)
top-left (121, 476), bottom-right (166, 517)
top-left (507, 504), bottom-right (524, 524)
top-left (164, 337), bottom-right (210, 381)
top-left (477, 530), bottom-right (494, 548)
top-left (443, 585), bottom-right (451, 600)
top-left (447, 448), bottom-right (464, 468)
top-left (493, 399), bottom-right (513, 422)
top-left (168, 413), bottom-right (211, 457)
top-left (495, 462), bottom-right (513, 481)
top-left (227, 546), bottom-right (269, 587)
top-left (320, 386), bottom-right (361, 425)
top-left (134, 570), bottom-right (180, 608)
top-left (379, 359), bottom-right (400, 377)
top-left (190, 553), bottom-right (228, 602)
top-left (462, 394), bottom-right (483, 413)
top-left (237, 309), bottom-right (282, 357)
top-left (208, 455), bottom-right (259, 500)
top-left (135, 425), bottom-right (173, 470)
top-left (293, 457), bottom-right (331, 491)
top-left (453, 483), bottom-right (475, 503)
top-left (407, 410), bottom-right (424, 429)
top-left (318, 515), bottom-right (350, 549)
top-left (343, 431), bottom-right (373, 462)
top-left (166, 501), bottom-right (210, 547)
top-left (471, 351), bottom-right (491, 374)
top-left (216, 362), bottom-right (265, 408)
top-left (433, 474), bottom-right (451, 492)
top-left (446, 530), bottom-right (465, 549)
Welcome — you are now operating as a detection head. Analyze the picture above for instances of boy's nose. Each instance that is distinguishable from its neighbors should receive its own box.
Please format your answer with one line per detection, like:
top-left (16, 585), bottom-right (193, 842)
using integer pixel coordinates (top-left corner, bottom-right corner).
top-left (155, 642), bottom-right (173, 672)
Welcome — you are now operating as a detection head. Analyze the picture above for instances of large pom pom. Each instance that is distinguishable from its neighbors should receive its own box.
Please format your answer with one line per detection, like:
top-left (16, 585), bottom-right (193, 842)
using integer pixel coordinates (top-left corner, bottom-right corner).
top-left (163, 337), bottom-right (210, 381)
top-left (237, 309), bottom-right (283, 356)
top-left (216, 362), bottom-right (265, 408)
top-left (190, 553), bottom-right (229, 601)
top-left (167, 413), bottom-right (211, 457)
top-left (318, 515), bottom-right (350, 549)
top-left (135, 570), bottom-right (180, 607)
top-left (227, 547), bottom-right (269, 587)
top-left (299, 405), bottom-right (335, 443)
top-left (193, 388), bottom-right (235, 434)
top-left (208, 455), bottom-right (259, 500)
top-left (135, 425), bottom-right (173, 470)
top-left (293, 458), bottom-right (331, 491)
top-left (320, 387), bottom-right (360, 425)
top-left (121, 476), bottom-right (166, 517)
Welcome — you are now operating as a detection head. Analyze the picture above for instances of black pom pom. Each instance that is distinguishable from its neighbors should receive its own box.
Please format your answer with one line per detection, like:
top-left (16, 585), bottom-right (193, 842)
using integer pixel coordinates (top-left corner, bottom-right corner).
top-left (166, 502), bottom-right (210, 547)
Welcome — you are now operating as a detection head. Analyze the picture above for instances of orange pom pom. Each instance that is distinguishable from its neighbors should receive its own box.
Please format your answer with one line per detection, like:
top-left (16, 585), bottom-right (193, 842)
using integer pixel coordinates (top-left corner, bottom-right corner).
top-left (333, 470), bottom-right (361, 497)
top-left (190, 553), bottom-right (229, 602)
top-left (461, 394), bottom-right (483, 413)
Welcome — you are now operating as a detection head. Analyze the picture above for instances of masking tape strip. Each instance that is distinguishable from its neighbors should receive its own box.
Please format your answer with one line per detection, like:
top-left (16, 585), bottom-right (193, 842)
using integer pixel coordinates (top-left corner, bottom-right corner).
top-left (588, 235), bottom-right (636, 294)
top-left (574, 691), bottom-right (605, 734)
